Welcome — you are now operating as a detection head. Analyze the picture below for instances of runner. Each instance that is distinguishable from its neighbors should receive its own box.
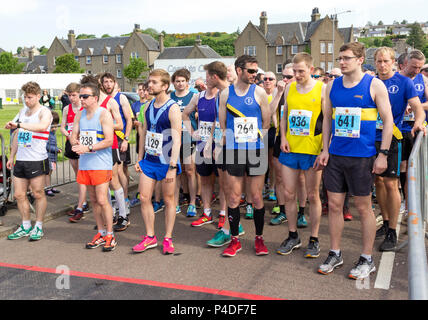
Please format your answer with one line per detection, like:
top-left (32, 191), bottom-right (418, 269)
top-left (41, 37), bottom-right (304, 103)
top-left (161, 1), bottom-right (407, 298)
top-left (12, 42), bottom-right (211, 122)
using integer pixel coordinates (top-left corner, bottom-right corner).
top-left (6, 81), bottom-right (53, 241)
top-left (218, 55), bottom-right (270, 257)
top-left (373, 47), bottom-right (426, 252)
top-left (70, 82), bottom-right (116, 252)
top-left (132, 69), bottom-right (182, 255)
top-left (60, 82), bottom-right (89, 221)
top-left (316, 42), bottom-right (394, 280)
top-left (274, 53), bottom-right (325, 258)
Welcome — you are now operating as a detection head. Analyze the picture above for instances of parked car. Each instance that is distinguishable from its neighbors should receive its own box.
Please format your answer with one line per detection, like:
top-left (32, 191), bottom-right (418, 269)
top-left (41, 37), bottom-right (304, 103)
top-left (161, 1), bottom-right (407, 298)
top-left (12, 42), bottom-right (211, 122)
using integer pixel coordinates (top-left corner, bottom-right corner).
top-left (121, 92), bottom-right (139, 105)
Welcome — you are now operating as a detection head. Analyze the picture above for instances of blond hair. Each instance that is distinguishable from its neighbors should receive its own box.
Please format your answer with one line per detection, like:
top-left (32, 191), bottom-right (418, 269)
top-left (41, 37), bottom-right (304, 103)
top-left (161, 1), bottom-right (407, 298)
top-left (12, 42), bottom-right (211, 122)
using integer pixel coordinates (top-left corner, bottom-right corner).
top-left (150, 69), bottom-right (171, 88)
top-left (292, 52), bottom-right (314, 67)
top-left (374, 47), bottom-right (396, 61)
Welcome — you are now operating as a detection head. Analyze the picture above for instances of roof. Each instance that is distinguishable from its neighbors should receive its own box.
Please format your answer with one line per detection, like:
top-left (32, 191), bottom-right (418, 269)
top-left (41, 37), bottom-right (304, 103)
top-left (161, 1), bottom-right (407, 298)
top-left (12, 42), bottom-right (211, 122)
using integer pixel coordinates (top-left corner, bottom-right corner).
top-left (339, 27), bottom-right (353, 42)
top-left (157, 45), bottom-right (221, 60)
top-left (266, 22), bottom-right (308, 45)
top-left (16, 55), bottom-right (48, 73)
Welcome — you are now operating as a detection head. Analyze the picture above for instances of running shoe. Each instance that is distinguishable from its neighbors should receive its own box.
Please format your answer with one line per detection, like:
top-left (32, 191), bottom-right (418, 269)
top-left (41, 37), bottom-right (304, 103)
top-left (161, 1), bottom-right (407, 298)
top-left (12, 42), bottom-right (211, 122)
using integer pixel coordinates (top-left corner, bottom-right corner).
top-left (271, 205), bottom-right (280, 215)
top-left (318, 251), bottom-right (344, 275)
top-left (277, 236), bottom-right (301, 255)
top-left (163, 237), bottom-right (175, 255)
top-left (255, 236), bottom-right (269, 255)
top-left (191, 214), bottom-right (213, 227)
top-left (268, 190), bottom-right (277, 201)
top-left (379, 230), bottom-right (397, 252)
top-left (399, 202), bottom-right (406, 214)
top-left (69, 209), bottom-right (85, 223)
top-left (51, 188), bottom-right (61, 194)
top-left (114, 216), bottom-right (130, 232)
top-left (82, 203), bottom-right (90, 213)
top-left (322, 201), bottom-right (328, 215)
top-left (113, 212), bottom-right (119, 225)
top-left (102, 234), bottom-right (117, 252)
top-left (153, 200), bottom-right (165, 213)
top-left (86, 233), bottom-right (106, 249)
top-left (8, 225), bottom-right (32, 240)
top-left (217, 215), bottom-right (226, 229)
top-left (348, 256), bottom-right (376, 280)
top-left (195, 195), bottom-right (202, 209)
top-left (29, 226), bottom-right (44, 241)
top-left (343, 208), bottom-right (353, 221)
top-left (297, 213), bottom-right (308, 228)
top-left (222, 237), bottom-right (242, 257)
top-left (270, 212), bottom-right (287, 225)
top-left (176, 206), bottom-right (181, 214)
top-left (304, 239), bottom-right (320, 258)
top-left (245, 205), bottom-right (254, 219)
top-left (375, 223), bottom-right (388, 239)
top-left (45, 189), bottom-right (55, 197)
top-left (238, 224), bottom-right (245, 236)
top-left (207, 230), bottom-right (231, 247)
top-left (132, 235), bottom-right (158, 253)
top-left (130, 197), bottom-right (140, 207)
top-left (186, 204), bottom-right (197, 217)
top-left (239, 197), bottom-right (247, 207)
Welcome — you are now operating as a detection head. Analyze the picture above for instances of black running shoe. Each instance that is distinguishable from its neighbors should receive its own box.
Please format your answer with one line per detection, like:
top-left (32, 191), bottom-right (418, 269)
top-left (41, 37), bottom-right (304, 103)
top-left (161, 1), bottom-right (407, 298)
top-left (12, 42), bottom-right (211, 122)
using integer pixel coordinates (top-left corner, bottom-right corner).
top-left (113, 216), bottom-right (130, 232)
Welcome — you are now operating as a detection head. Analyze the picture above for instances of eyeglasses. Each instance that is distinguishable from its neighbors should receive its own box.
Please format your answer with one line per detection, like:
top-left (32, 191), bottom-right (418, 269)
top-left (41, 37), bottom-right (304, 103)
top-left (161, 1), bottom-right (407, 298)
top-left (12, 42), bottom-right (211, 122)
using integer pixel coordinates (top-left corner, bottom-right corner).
top-left (335, 56), bottom-right (357, 62)
top-left (328, 74), bottom-right (340, 78)
top-left (282, 75), bottom-right (294, 80)
top-left (311, 74), bottom-right (322, 79)
top-left (242, 68), bottom-right (259, 74)
top-left (79, 94), bottom-right (94, 99)
top-left (264, 77), bottom-right (275, 82)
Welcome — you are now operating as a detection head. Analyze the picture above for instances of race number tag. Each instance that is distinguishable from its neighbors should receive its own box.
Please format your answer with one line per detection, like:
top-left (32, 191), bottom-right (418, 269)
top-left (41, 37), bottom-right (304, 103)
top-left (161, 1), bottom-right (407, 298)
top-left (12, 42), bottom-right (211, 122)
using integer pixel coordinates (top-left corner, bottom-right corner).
top-left (79, 130), bottom-right (97, 149)
top-left (67, 122), bottom-right (73, 134)
top-left (213, 121), bottom-right (222, 142)
top-left (289, 109), bottom-right (312, 136)
top-left (145, 131), bottom-right (163, 157)
top-left (334, 107), bottom-right (361, 138)
top-left (234, 117), bottom-right (258, 143)
top-left (199, 121), bottom-right (213, 142)
top-left (17, 129), bottom-right (33, 148)
top-left (403, 111), bottom-right (415, 122)
top-left (376, 113), bottom-right (383, 130)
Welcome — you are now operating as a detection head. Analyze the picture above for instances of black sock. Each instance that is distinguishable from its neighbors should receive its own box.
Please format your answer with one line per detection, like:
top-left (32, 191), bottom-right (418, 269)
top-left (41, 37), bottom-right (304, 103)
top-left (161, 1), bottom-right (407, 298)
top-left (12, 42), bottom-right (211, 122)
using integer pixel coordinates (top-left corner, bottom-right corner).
top-left (228, 206), bottom-right (241, 236)
top-left (247, 203), bottom-right (252, 207)
top-left (309, 236), bottom-right (319, 243)
top-left (298, 207), bottom-right (305, 215)
top-left (289, 231), bottom-right (298, 239)
top-left (183, 193), bottom-right (190, 201)
top-left (280, 205), bottom-right (285, 214)
top-left (254, 207), bottom-right (265, 236)
top-left (383, 220), bottom-right (389, 229)
top-left (400, 173), bottom-right (406, 198)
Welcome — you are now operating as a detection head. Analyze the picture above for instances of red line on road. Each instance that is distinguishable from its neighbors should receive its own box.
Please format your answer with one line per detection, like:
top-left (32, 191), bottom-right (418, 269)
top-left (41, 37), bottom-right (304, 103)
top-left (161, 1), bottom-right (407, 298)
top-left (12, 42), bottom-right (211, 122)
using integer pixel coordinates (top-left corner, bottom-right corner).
top-left (0, 261), bottom-right (282, 300)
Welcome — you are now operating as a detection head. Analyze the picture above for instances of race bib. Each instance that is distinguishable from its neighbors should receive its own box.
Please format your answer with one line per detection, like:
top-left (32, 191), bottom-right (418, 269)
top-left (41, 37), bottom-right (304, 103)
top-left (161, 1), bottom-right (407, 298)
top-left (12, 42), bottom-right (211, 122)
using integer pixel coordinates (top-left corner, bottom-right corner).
top-left (79, 130), bottom-right (97, 148)
top-left (67, 122), bottom-right (73, 134)
top-left (145, 131), bottom-right (163, 157)
top-left (199, 121), bottom-right (213, 142)
top-left (234, 117), bottom-right (258, 143)
top-left (213, 121), bottom-right (222, 142)
top-left (17, 129), bottom-right (33, 148)
top-left (376, 112), bottom-right (383, 130)
top-left (403, 111), bottom-right (415, 122)
top-left (334, 107), bottom-right (361, 138)
top-left (289, 109), bottom-right (312, 136)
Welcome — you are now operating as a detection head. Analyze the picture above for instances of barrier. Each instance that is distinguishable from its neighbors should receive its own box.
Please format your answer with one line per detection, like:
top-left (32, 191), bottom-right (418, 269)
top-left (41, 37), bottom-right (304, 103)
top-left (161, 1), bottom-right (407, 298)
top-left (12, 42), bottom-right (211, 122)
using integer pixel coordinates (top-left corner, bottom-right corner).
top-left (407, 127), bottom-right (428, 300)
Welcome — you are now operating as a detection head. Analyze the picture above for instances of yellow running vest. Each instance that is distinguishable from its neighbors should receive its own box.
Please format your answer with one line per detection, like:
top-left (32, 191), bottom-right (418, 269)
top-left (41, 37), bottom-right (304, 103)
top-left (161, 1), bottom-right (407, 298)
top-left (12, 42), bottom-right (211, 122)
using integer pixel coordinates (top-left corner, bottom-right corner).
top-left (285, 81), bottom-right (323, 155)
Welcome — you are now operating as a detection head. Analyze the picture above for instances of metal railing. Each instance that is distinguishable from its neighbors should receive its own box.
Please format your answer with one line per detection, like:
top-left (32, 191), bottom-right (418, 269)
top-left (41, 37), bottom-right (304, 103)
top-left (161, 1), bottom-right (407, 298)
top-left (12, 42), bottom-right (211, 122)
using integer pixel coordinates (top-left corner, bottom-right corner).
top-left (407, 127), bottom-right (428, 300)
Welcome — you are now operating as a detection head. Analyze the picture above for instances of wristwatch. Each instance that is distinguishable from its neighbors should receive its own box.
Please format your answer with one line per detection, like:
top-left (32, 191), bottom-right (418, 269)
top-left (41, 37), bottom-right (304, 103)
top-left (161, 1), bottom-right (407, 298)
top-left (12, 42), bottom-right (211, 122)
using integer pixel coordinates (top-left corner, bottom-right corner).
top-left (169, 164), bottom-right (177, 170)
top-left (379, 149), bottom-right (389, 156)
top-left (88, 145), bottom-right (94, 152)
top-left (124, 136), bottom-right (129, 141)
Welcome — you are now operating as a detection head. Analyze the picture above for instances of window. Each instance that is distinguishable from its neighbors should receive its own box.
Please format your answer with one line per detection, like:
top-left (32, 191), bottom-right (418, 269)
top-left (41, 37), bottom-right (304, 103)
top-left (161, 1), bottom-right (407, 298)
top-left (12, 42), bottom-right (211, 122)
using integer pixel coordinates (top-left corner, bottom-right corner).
top-left (320, 62), bottom-right (326, 71)
top-left (244, 46), bottom-right (256, 56)
top-left (5, 89), bottom-right (16, 99)
top-left (86, 56), bottom-right (92, 64)
top-left (328, 43), bottom-right (333, 54)
top-left (276, 64), bottom-right (283, 74)
top-left (320, 42), bottom-right (326, 54)
top-left (276, 46), bottom-right (283, 55)
top-left (116, 54), bottom-right (122, 63)
top-left (103, 55), bottom-right (109, 64)
top-left (117, 69), bottom-right (122, 79)
top-left (328, 62), bottom-right (333, 72)
top-left (74, 56), bottom-right (79, 62)
top-left (53, 56), bottom-right (57, 66)
top-left (291, 45), bottom-right (298, 55)
top-left (131, 52), bottom-right (139, 59)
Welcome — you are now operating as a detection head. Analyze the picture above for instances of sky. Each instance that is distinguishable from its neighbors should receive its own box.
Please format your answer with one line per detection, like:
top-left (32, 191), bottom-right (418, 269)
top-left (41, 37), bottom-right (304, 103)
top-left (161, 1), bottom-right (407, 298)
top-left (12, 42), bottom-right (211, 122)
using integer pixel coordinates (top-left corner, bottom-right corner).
top-left (0, 0), bottom-right (426, 53)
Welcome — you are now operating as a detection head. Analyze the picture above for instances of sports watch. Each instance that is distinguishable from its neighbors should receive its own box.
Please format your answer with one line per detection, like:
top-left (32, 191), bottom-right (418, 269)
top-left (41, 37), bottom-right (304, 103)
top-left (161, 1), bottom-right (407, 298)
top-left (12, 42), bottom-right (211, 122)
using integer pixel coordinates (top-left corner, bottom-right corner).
top-left (379, 149), bottom-right (389, 156)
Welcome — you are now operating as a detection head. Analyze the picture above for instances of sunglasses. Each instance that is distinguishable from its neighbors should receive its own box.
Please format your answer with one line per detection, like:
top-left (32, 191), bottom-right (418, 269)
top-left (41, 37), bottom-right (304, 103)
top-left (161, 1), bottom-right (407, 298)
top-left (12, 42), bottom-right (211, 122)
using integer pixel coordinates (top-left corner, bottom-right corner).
top-left (282, 75), bottom-right (293, 80)
top-left (264, 77), bottom-right (275, 81)
top-left (79, 94), bottom-right (94, 99)
top-left (328, 74), bottom-right (340, 78)
top-left (242, 68), bottom-right (259, 74)
top-left (421, 68), bottom-right (428, 73)
top-left (311, 74), bottom-right (322, 79)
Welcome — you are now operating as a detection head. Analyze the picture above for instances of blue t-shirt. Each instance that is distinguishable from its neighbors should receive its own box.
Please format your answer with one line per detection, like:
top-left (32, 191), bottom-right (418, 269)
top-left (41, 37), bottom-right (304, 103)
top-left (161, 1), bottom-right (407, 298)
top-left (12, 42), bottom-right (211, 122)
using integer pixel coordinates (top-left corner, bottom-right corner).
top-left (376, 72), bottom-right (417, 141)
top-left (131, 100), bottom-right (144, 117)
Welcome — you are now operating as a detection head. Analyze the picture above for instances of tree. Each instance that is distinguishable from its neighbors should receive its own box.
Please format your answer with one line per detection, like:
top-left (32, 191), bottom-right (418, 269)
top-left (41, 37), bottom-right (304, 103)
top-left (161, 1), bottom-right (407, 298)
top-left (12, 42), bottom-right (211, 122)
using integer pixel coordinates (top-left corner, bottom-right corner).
top-left (373, 38), bottom-right (382, 47)
top-left (123, 57), bottom-right (149, 88)
top-left (381, 37), bottom-right (394, 47)
top-left (53, 53), bottom-right (84, 73)
top-left (377, 21), bottom-right (384, 26)
top-left (401, 20), bottom-right (408, 25)
top-left (38, 46), bottom-right (48, 55)
top-left (101, 34), bottom-right (112, 38)
top-left (76, 34), bottom-right (96, 39)
top-left (17, 47), bottom-right (22, 55)
top-left (407, 23), bottom-right (425, 50)
top-left (0, 52), bottom-right (25, 74)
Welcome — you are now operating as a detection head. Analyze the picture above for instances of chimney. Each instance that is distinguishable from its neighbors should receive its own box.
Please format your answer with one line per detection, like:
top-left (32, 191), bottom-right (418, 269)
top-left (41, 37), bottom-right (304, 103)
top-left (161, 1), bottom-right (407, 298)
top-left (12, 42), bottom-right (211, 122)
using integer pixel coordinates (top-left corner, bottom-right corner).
top-left (68, 30), bottom-right (76, 48)
top-left (29, 48), bottom-right (34, 62)
top-left (195, 35), bottom-right (202, 46)
top-left (134, 24), bottom-right (140, 32)
top-left (159, 33), bottom-right (165, 53)
top-left (259, 11), bottom-right (268, 36)
top-left (311, 7), bottom-right (320, 22)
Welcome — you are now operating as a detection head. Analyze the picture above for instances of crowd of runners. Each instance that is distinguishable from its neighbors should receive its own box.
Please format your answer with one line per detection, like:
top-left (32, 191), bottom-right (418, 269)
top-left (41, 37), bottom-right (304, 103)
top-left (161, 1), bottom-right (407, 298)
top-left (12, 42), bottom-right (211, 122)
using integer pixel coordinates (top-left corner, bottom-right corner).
top-left (5, 42), bottom-right (428, 281)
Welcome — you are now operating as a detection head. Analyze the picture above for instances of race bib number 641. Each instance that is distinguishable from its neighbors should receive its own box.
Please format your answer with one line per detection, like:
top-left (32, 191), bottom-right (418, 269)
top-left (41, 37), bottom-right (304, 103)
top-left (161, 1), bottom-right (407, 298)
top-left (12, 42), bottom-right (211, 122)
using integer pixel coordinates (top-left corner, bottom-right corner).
top-left (334, 107), bottom-right (362, 138)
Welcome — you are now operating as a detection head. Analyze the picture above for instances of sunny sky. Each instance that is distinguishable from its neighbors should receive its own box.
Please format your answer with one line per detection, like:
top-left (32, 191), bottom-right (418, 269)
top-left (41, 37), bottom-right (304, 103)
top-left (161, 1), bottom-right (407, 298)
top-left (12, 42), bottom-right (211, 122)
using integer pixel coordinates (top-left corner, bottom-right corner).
top-left (0, 0), bottom-right (426, 53)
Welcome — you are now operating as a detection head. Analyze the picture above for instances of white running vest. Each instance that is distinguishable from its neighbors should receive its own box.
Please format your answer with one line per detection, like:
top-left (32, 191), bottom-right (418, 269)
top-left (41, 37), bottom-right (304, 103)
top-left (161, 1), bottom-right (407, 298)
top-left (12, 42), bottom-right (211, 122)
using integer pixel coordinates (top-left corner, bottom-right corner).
top-left (16, 106), bottom-right (51, 161)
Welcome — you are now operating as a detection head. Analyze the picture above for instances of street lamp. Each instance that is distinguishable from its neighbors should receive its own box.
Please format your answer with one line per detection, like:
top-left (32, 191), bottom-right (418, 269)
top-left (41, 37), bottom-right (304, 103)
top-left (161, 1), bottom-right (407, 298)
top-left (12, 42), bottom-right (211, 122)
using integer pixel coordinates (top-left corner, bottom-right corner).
top-left (331, 10), bottom-right (352, 69)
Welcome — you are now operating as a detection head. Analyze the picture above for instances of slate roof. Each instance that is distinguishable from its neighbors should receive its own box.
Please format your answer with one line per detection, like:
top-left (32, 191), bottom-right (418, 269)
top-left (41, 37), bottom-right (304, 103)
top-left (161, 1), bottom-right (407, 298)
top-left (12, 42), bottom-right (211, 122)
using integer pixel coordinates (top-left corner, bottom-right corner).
top-left (17, 55), bottom-right (48, 73)
top-left (157, 45), bottom-right (221, 60)
top-left (266, 22), bottom-right (308, 45)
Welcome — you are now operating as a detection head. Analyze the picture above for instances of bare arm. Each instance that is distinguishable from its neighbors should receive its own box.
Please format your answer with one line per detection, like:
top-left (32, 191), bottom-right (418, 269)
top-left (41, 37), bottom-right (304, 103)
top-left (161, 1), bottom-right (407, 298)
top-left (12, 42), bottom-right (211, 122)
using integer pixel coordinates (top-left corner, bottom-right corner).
top-left (7, 107), bottom-right (52, 132)
top-left (183, 94), bottom-right (199, 136)
top-left (169, 104), bottom-right (182, 166)
top-left (107, 98), bottom-right (123, 131)
top-left (408, 96), bottom-right (426, 136)
top-left (120, 94), bottom-right (133, 138)
top-left (60, 105), bottom-right (69, 137)
top-left (70, 110), bottom-right (82, 146)
top-left (255, 86), bottom-right (270, 131)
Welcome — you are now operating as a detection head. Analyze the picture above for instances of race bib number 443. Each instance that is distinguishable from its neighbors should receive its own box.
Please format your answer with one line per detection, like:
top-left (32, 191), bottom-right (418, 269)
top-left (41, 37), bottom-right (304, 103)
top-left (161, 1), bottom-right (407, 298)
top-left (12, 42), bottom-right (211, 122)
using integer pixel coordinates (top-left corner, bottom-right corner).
top-left (334, 107), bottom-right (361, 138)
top-left (234, 117), bottom-right (258, 143)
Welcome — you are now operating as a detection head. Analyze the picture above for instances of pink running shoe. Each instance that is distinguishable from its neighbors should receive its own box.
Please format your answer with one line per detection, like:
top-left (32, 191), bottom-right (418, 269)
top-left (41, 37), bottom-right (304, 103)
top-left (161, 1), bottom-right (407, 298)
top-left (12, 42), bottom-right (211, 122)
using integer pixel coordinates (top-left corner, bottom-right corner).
top-left (163, 237), bottom-right (175, 255)
top-left (132, 235), bottom-right (157, 253)
top-left (255, 235), bottom-right (269, 256)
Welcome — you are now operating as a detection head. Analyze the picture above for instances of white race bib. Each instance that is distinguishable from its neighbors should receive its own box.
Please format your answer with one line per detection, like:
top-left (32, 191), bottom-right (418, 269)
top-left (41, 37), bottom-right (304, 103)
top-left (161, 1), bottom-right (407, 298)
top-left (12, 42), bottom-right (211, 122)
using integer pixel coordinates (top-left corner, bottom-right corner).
top-left (234, 117), bottom-right (258, 143)
top-left (199, 121), bottom-right (213, 142)
top-left (403, 111), bottom-right (415, 122)
top-left (334, 107), bottom-right (362, 138)
top-left (289, 109), bottom-right (312, 136)
top-left (145, 131), bottom-right (163, 157)
top-left (79, 130), bottom-right (97, 151)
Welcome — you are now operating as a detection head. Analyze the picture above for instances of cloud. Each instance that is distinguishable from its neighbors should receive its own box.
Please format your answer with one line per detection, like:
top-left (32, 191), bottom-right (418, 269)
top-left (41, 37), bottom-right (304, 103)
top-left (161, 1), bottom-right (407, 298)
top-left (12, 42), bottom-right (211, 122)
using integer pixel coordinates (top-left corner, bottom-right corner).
top-left (0, 0), bottom-right (40, 16)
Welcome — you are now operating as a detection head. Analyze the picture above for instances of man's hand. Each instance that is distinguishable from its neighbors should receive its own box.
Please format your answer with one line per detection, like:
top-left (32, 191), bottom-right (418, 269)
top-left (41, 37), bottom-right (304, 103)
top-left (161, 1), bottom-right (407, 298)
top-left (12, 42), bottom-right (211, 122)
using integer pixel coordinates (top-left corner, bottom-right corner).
top-left (411, 123), bottom-right (427, 137)
top-left (314, 150), bottom-right (329, 171)
top-left (372, 154), bottom-right (388, 175)
top-left (134, 161), bottom-right (142, 173)
top-left (5, 122), bottom-right (17, 130)
top-left (6, 159), bottom-right (14, 170)
top-left (120, 140), bottom-right (128, 153)
top-left (72, 143), bottom-right (89, 155)
top-left (280, 138), bottom-right (290, 153)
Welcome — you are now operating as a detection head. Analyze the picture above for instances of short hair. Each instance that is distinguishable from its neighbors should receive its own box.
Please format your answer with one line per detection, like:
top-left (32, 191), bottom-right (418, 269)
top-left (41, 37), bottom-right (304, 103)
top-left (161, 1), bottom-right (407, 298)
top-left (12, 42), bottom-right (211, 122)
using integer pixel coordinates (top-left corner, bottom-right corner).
top-left (100, 72), bottom-right (116, 84)
top-left (51, 111), bottom-right (60, 126)
top-left (374, 47), bottom-right (396, 61)
top-left (407, 49), bottom-right (426, 62)
top-left (171, 68), bottom-right (190, 82)
top-left (204, 61), bottom-right (227, 81)
top-left (21, 82), bottom-right (41, 96)
top-left (313, 67), bottom-right (324, 75)
top-left (292, 52), bottom-right (314, 67)
top-left (80, 74), bottom-right (99, 87)
top-left (150, 69), bottom-right (171, 88)
top-left (397, 53), bottom-right (407, 67)
top-left (235, 55), bottom-right (258, 71)
top-left (340, 42), bottom-right (366, 59)
top-left (80, 83), bottom-right (100, 99)
top-left (65, 82), bottom-right (81, 93)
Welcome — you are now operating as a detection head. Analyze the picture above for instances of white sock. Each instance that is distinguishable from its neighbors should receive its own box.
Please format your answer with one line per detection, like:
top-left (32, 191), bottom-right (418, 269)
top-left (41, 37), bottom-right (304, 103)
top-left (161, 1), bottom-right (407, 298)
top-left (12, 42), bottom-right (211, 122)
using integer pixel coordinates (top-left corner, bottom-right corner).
top-left (35, 221), bottom-right (43, 230)
top-left (23, 220), bottom-right (32, 230)
top-left (114, 188), bottom-right (127, 218)
top-left (99, 229), bottom-right (107, 237)
top-left (361, 254), bottom-right (372, 262)
top-left (221, 228), bottom-right (229, 235)
top-left (204, 208), bottom-right (212, 217)
top-left (331, 249), bottom-right (341, 256)
top-left (219, 210), bottom-right (226, 216)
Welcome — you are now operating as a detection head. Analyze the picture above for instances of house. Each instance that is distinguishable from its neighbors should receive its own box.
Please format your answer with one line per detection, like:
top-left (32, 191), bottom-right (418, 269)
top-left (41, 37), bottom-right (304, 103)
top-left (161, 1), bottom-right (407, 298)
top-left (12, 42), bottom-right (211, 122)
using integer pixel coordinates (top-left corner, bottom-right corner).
top-left (46, 25), bottom-right (160, 91)
top-left (235, 8), bottom-right (354, 75)
top-left (157, 36), bottom-right (222, 60)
